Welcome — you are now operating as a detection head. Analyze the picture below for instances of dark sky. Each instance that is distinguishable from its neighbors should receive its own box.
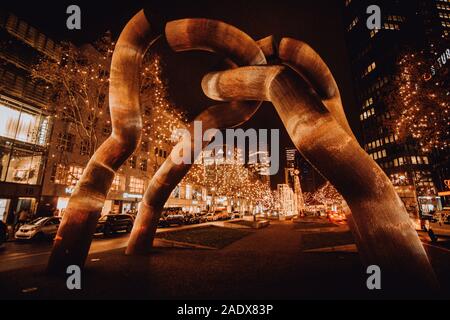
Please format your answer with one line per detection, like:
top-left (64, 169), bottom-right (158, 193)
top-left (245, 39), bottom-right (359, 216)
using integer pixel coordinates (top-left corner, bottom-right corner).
top-left (2, 0), bottom-right (359, 187)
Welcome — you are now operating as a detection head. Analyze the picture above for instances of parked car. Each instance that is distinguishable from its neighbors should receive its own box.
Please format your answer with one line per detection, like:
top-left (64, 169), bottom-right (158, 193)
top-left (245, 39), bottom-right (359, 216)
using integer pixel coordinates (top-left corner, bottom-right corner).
top-left (424, 209), bottom-right (450, 242)
top-left (206, 212), bottom-right (220, 222)
top-left (96, 214), bottom-right (134, 236)
top-left (216, 210), bottom-right (230, 220)
top-left (15, 217), bottom-right (61, 241)
top-left (184, 213), bottom-right (201, 225)
top-left (158, 210), bottom-right (185, 227)
top-left (0, 220), bottom-right (7, 247)
top-left (231, 211), bottom-right (241, 219)
top-left (197, 213), bottom-right (208, 224)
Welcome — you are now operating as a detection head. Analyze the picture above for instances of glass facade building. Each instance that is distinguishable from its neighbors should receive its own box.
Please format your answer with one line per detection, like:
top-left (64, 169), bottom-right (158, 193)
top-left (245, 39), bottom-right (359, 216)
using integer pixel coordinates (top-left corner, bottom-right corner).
top-left (342, 0), bottom-right (450, 215)
top-left (0, 11), bottom-right (53, 223)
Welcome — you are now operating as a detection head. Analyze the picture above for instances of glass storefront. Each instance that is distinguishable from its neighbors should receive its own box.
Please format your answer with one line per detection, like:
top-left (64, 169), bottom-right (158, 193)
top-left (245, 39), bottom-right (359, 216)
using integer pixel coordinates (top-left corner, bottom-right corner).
top-left (0, 102), bottom-right (49, 146)
top-left (0, 97), bottom-right (50, 186)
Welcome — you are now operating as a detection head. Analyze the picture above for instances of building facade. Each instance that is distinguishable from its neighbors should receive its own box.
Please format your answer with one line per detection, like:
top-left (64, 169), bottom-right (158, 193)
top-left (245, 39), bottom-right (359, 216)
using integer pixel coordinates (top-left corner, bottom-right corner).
top-left (0, 11), bottom-right (57, 224)
top-left (0, 11), bottom-right (198, 222)
top-left (342, 0), bottom-right (450, 215)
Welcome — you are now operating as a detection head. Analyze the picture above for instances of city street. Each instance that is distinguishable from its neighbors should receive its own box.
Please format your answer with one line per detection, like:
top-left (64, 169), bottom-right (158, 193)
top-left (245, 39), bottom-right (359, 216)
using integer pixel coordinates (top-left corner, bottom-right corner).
top-left (0, 220), bottom-right (241, 272)
top-left (1, 219), bottom-right (449, 299)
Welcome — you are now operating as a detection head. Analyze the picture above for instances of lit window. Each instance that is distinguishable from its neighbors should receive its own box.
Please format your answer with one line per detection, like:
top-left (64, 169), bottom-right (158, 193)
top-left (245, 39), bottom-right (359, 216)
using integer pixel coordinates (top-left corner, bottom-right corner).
top-left (129, 176), bottom-right (144, 194)
top-left (66, 165), bottom-right (84, 186)
top-left (111, 174), bottom-right (125, 191)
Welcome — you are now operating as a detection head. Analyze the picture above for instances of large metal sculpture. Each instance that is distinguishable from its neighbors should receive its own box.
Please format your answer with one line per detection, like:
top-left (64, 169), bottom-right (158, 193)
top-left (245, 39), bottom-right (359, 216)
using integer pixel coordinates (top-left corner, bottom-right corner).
top-left (47, 10), bottom-right (266, 272)
top-left (47, 9), bottom-right (437, 291)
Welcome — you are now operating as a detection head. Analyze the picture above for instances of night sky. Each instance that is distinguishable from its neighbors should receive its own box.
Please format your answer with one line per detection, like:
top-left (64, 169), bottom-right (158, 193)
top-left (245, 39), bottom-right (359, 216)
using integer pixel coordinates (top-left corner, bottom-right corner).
top-left (1, 0), bottom-right (359, 187)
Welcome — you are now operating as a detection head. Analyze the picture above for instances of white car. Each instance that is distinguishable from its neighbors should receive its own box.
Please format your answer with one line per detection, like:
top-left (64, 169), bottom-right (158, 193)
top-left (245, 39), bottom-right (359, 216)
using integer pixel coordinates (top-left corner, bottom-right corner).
top-left (424, 210), bottom-right (450, 241)
top-left (15, 217), bottom-right (61, 241)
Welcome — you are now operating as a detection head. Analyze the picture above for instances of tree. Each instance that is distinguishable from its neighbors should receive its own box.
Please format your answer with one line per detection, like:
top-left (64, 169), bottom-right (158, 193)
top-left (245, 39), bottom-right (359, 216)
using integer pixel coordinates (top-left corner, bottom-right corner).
top-left (32, 33), bottom-right (186, 162)
top-left (182, 148), bottom-right (273, 212)
top-left (31, 35), bottom-right (112, 157)
top-left (303, 181), bottom-right (345, 209)
top-left (384, 49), bottom-right (449, 153)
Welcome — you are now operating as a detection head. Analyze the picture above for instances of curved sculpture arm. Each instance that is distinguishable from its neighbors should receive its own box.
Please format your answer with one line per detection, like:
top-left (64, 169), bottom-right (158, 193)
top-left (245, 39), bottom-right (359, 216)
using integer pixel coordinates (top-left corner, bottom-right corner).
top-left (166, 19), bottom-right (266, 66)
top-left (47, 10), bottom-right (156, 273)
top-left (278, 38), bottom-right (354, 138)
top-left (202, 65), bottom-right (438, 291)
top-left (125, 19), bottom-right (267, 255)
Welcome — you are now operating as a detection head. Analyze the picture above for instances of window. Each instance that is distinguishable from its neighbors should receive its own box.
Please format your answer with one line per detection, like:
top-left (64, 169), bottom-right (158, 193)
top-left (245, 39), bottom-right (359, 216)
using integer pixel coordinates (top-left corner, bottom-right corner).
top-left (57, 133), bottom-right (75, 152)
top-left (111, 174), bottom-right (125, 191)
top-left (139, 159), bottom-right (147, 172)
top-left (129, 176), bottom-right (144, 194)
top-left (362, 62), bottom-right (376, 78)
top-left (67, 165), bottom-right (83, 186)
top-left (348, 16), bottom-right (359, 32)
top-left (52, 165), bottom-right (83, 186)
top-left (80, 140), bottom-right (90, 156)
top-left (1, 146), bottom-right (44, 185)
top-left (128, 156), bottom-right (136, 169)
top-left (0, 102), bottom-right (50, 146)
top-left (370, 29), bottom-right (379, 38)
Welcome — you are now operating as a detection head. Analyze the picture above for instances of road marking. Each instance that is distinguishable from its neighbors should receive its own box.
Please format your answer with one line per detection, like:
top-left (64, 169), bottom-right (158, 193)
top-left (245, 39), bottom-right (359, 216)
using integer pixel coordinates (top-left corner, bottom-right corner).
top-left (423, 242), bottom-right (450, 253)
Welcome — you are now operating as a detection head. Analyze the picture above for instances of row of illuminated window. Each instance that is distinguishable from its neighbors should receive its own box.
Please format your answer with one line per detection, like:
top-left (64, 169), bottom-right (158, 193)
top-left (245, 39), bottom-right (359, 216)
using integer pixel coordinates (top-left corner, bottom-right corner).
top-left (51, 164), bottom-right (147, 194)
top-left (3, 13), bottom-right (61, 60)
top-left (348, 16), bottom-right (359, 32)
top-left (379, 156), bottom-right (430, 168)
top-left (439, 12), bottom-right (450, 19)
top-left (369, 149), bottom-right (387, 160)
top-left (383, 22), bottom-right (401, 31)
top-left (442, 21), bottom-right (450, 28)
top-left (127, 156), bottom-right (148, 172)
top-left (437, 3), bottom-right (450, 11)
top-left (360, 108), bottom-right (375, 121)
top-left (370, 29), bottom-right (379, 38)
top-left (359, 76), bottom-right (391, 102)
top-left (362, 97), bottom-right (374, 109)
top-left (387, 15), bottom-right (405, 23)
top-left (362, 62), bottom-right (377, 78)
top-left (365, 134), bottom-right (397, 151)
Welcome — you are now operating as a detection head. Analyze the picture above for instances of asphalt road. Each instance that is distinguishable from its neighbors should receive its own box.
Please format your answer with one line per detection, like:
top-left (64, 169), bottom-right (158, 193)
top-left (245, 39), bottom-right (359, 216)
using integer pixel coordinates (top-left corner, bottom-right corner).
top-left (2, 220), bottom-right (449, 299)
top-left (0, 221), bottom-right (228, 272)
top-left (0, 233), bottom-right (131, 272)
top-left (0, 220), bottom-right (449, 299)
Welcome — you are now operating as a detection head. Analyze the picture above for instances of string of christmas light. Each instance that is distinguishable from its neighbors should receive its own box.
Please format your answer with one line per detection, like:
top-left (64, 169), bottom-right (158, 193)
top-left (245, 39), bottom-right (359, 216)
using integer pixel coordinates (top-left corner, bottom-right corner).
top-left (386, 50), bottom-right (449, 153)
top-left (31, 33), bottom-right (187, 172)
top-left (182, 148), bottom-right (274, 209)
top-left (303, 181), bottom-right (344, 207)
